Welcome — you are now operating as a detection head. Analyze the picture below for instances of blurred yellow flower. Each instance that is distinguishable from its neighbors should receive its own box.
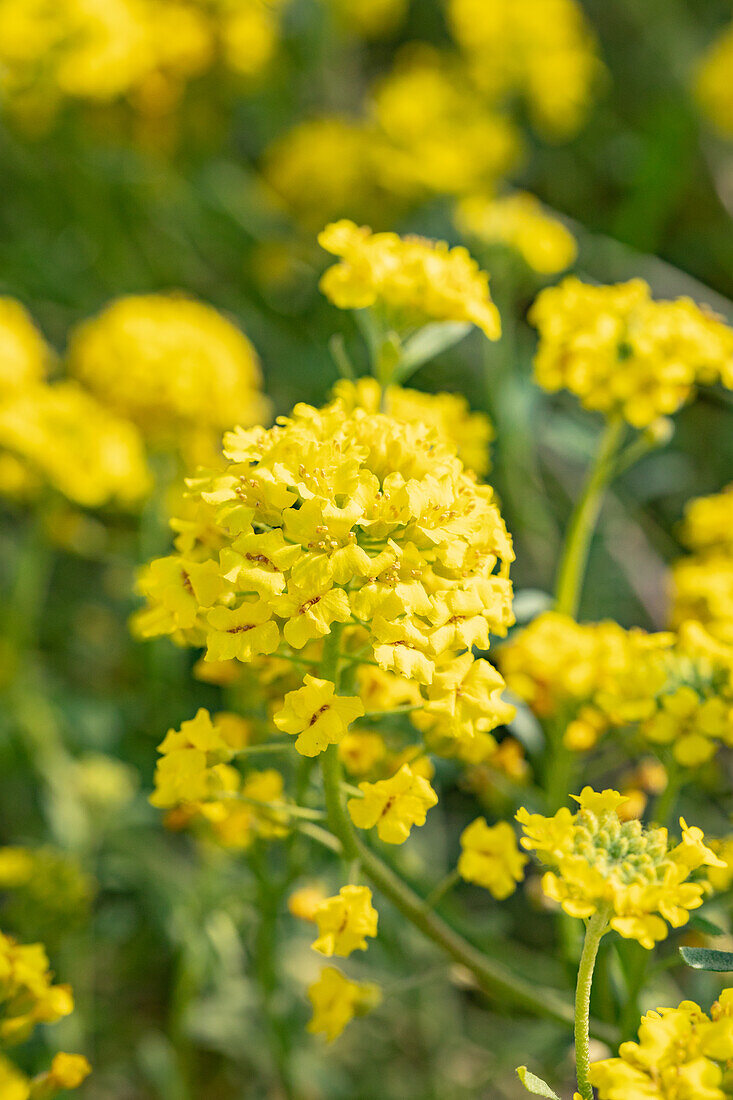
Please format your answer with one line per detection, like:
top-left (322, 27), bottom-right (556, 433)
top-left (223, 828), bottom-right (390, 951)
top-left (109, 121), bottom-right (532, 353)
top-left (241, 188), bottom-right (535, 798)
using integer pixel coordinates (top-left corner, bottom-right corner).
top-left (455, 192), bottom-right (577, 275)
top-left (307, 966), bottom-right (380, 1042)
top-left (0, 297), bottom-right (51, 392)
top-left (311, 885), bottom-right (378, 957)
top-left (458, 819), bottom-right (527, 898)
top-left (695, 21), bottom-right (733, 139)
top-left (446, 0), bottom-right (602, 138)
top-left (66, 293), bottom-right (270, 460)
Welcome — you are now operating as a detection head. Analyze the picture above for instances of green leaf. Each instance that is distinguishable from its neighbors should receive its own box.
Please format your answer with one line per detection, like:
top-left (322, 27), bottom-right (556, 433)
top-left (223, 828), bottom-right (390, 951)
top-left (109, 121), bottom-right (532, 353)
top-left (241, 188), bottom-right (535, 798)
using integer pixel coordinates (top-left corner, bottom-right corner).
top-left (679, 946), bottom-right (733, 972)
top-left (516, 1066), bottom-right (561, 1099)
top-left (396, 322), bottom-right (472, 382)
top-left (686, 915), bottom-right (726, 938)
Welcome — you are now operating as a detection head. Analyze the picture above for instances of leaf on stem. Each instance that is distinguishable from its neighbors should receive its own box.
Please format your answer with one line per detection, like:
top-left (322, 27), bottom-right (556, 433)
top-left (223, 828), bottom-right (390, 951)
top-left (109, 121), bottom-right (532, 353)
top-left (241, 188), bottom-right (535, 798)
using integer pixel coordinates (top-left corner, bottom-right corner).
top-left (679, 946), bottom-right (733, 972)
top-left (516, 1066), bottom-right (561, 1098)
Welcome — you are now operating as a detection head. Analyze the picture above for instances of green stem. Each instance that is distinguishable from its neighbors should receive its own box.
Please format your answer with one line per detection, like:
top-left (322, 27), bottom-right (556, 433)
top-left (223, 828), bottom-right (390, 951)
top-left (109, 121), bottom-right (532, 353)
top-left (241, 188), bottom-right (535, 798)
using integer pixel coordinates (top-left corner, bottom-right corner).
top-left (575, 907), bottom-right (610, 1100)
top-left (555, 416), bottom-right (625, 618)
top-left (651, 762), bottom-right (683, 827)
top-left (422, 868), bottom-right (460, 912)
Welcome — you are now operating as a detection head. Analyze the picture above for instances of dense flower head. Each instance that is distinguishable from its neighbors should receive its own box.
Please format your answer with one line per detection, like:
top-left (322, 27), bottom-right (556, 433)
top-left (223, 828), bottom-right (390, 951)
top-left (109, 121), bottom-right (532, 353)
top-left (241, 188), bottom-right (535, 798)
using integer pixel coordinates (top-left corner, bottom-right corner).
top-left (0, 297), bottom-right (51, 392)
top-left (347, 763), bottom-right (438, 844)
top-left (319, 220), bottom-right (501, 338)
top-left (332, 378), bottom-right (493, 476)
top-left (307, 966), bottom-right (381, 1042)
top-left (501, 612), bottom-right (733, 765)
top-left (135, 394), bottom-right (515, 755)
top-left (529, 277), bottom-right (733, 427)
top-left (518, 788), bottom-right (723, 948)
top-left (311, 886), bottom-right (378, 957)
top-left (446, 0), bottom-right (602, 138)
top-left (695, 21), bottom-right (733, 140)
top-left (66, 293), bottom-right (270, 460)
top-left (458, 819), bottom-right (527, 898)
top-left (455, 192), bottom-right (577, 275)
top-left (0, 381), bottom-right (150, 508)
top-left (589, 989), bottom-right (733, 1100)
top-left (368, 46), bottom-right (521, 198)
top-left (0, 0), bottom-right (288, 127)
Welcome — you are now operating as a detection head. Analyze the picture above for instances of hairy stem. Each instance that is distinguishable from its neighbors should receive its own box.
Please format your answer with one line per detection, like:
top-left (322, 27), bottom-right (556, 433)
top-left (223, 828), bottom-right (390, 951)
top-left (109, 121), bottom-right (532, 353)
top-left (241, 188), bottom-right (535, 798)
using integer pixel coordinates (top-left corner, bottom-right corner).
top-left (555, 416), bottom-right (625, 618)
top-left (575, 907), bottom-right (611, 1100)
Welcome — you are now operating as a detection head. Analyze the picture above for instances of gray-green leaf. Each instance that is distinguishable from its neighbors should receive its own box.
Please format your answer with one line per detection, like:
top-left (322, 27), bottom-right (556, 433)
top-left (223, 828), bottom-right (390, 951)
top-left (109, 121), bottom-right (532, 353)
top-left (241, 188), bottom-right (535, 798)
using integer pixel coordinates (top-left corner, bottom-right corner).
top-left (679, 946), bottom-right (733, 972)
top-left (516, 1066), bottom-right (561, 1099)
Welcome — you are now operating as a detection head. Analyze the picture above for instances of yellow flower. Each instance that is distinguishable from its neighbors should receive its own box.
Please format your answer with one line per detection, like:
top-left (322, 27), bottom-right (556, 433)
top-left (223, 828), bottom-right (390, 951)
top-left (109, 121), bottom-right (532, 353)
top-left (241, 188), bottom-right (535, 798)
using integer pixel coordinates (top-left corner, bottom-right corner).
top-left (679, 484), bottom-right (733, 557)
top-left (0, 1055), bottom-right (28, 1100)
top-left (589, 990), bottom-right (733, 1100)
top-left (319, 220), bottom-right (501, 339)
top-left (671, 555), bottom-right (733, 647)
top-left (306, 967), bottom-right (380, 1042)
top-left (42, 1052), bottom-right (92, 1091)
top-left (369, 46), bottom-right (521, 198)
top-left (274, 676), bottom-right (365, 757)
top-left (458, 819), bottom-right (527, 899)
top-left (696, 22), bottom-right (733, 139)
top-left (288, 883), bottom-right (328, 922)
top-left (347, 763), bottom-right (438, 844)
top-left (0, 297), bottom-right (51, 392)
top-left (338, 730), bottom-right (388, 777)
top-left (311, 885), bottom-right (378, 957)
top-left (332, 377), bottom-right (494, 476)
top-left (707, 837), bottom-right (733, 893)
top-left (529, 277), bottom-right (733, 427)
top-left (0, 931), bottom-right (74, 1046)
top-left (413, 653), bottom-right (515, 759)
top-left (518, 787), bottom-right (723, 948)
top-left (446, 0), bottom-right (602, 138)
top-left (199, 768), bottom-right (289, 849)
top-left (455, 192), bottom-right (577, 275)
top-left (150, 709), bottom-right (234, 809)
top-left (0, 382), bottom-right (150, 508)
top-left (204, 599), bottom-right (280, 663)
top-left (67, 293), bottom-right (270, 459)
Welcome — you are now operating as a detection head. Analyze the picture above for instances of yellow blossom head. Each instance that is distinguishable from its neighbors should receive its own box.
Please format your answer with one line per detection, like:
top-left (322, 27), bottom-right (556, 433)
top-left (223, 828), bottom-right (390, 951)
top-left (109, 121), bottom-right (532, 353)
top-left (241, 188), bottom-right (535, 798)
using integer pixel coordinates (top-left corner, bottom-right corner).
top-left (529, 277), bottom-right (733, 427)
top-left (347, 763), bottom-right (438, 844)
top-left (518, 787), bottom-right (722, 948)
top-left (66, 293), bottom-right (270, 459)
top-left (319, 220), bottom-right (501, 339)
top-left (455, 192), bottom-right (577, 276)
top-left (0, 297), bottom-right (51, 392)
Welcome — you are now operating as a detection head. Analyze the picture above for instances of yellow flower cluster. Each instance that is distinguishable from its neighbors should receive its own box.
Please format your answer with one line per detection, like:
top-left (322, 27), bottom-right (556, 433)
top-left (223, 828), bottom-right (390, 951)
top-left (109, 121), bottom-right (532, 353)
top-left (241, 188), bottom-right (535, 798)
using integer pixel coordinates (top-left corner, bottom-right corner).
top-left (263, 48), bottom-right (520, 226)
top-left (501, 612), bottom-right (733, 766)
top-left (0, 298), bottom-right (150, 508)
top-left (518, 788), bottom-right (722, 948)
top-left (695, 21), bottom-right (733, 139)
top-left (306, 966), bottom-right (381, 1042)
top-left (671, 485), bottom-right (733, 646)
top-left (529, 277), bottom-right (733, 427)
top-left (0, 0), bottom-right (288, 127)
top-left (332, 378), bottom-right (494, 476)
top-left (589, 990), bottom-right (733, 1099)
top-left (0, 847), bottom-right (94, 946)
top-left (455, 192), bottom-right (577, 276)
top-left (136, 393), bottom-right (515, 761)
top-left (458, 818), bottom-right (527, 899)
top-left (0, 928), bottom-right (89, 1096)
top-left (150, 709), bottom-right (288, 849)
top-left (67, 293), bottom-right (270, 463)
top-left (446, 0), bottom-right (602, 138)
top-left (319, 220), bottom-right (501, 339)
top-left (368, 47), bottom-right (521, 199)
